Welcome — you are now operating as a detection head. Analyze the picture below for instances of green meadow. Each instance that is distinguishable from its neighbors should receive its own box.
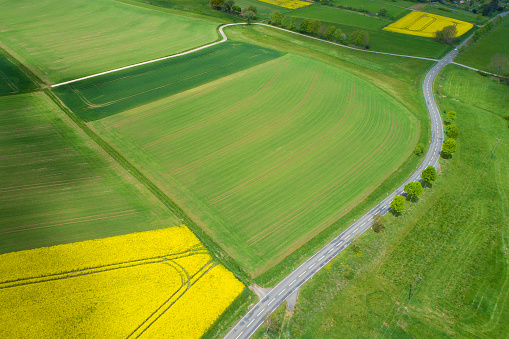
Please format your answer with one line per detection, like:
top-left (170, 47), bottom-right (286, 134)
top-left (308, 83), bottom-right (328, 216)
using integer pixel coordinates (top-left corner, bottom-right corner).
top-left (0, 93), bottom-right (179, 254)
top-left (259, 66), bottom-right (509, 338)
top-left (77, 53), bottom-right (418, 276)
top-left (329, 0), bottom-right (410, 18)
top-left (53, 42), bottom-right (282, 121)
top-left (456, 16), bottom-right (509, 74)
top-left (0, 0), bottom-right (218, 84)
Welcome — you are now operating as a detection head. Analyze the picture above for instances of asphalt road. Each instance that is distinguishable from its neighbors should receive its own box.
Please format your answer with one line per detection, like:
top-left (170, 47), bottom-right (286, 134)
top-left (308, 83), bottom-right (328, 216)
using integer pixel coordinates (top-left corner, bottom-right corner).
top-left (223, 29), bottom-right (466, 339)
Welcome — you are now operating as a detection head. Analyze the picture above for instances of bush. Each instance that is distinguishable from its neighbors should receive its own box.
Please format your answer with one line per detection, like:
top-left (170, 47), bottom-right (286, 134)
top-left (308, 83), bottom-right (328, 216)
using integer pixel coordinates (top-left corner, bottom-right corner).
top-left (413, 143), bottom-right (425, 155)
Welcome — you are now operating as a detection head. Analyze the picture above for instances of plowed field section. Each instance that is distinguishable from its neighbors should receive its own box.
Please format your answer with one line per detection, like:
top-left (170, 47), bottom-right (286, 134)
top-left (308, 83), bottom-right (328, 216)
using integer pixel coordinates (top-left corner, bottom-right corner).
top-left (0, 0), bottom-right (218, 83)
top-left (53, 42), bottom-right (282, 121)
top-left (0, 93), bottom-right (179, 253)
top-left (90, 54), bottom-right (418, 275)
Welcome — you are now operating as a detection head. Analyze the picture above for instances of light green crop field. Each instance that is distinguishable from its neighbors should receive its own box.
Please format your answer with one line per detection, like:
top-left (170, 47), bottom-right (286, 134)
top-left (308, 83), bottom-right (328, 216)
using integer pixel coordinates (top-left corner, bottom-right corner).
top-left (0, 0), bottom-right (218, 84)
top-left (422, 4), bottom-right (489, 24)
top-left (0, 52), bottom-right (35, 94)
top-left (456, 17), bottom-right (509, 74)
top-left (53, 42), bottom-right (283, 122)
top-left (330, 0), bottom-right (410, 18)
top-left (0, 93), bottom-right (179, 254)
top-left (262, 66), bottom-right (509, 338)
top-left (84, 53), bottom-right (418, 276)
top-left (291, 5), bottom-right (390, 30)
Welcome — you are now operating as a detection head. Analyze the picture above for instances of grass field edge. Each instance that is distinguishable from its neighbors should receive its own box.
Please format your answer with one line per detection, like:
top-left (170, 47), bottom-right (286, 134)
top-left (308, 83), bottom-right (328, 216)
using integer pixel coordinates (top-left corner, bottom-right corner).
top-left (0, 45), bottom-right (41, 91)
top-left (43, 89), bottom-right (252, 285)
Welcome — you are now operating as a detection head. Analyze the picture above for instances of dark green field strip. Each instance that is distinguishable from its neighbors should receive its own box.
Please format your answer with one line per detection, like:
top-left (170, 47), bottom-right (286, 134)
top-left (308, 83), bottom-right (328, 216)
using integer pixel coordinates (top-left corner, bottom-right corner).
top-left (0, 93), bottom-right (179, 254)
top-left (53, 41), bottom-right (283, 122)
top-left (92, 54), bottom-right (418, 274)
top-left (0, 52), bottom-right (36, 94)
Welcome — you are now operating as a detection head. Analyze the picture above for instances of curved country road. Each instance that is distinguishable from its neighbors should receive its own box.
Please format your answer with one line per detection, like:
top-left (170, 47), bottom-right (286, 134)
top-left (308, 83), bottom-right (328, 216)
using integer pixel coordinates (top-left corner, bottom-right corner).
top-left (224, 12), bottom-right (508, 339)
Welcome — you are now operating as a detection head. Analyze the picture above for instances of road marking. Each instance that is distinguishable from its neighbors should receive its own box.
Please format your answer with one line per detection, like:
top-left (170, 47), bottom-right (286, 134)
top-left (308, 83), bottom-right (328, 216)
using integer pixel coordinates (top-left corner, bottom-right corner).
top-left (354, 227), bottom-right (359, 232)
top-left (235, 331), bottom-right (243, 339)
top-left (268, 298), bottom-right (275, 306)
top-left (336, 243), bottom-right (341, 247)
top-left (319, 256), bottom-right (325, 261)
top-left (257, 308), bottom-right (265, 317)
top-left (289, 279), bottom-right (296, 286)
top-left (247, 319), bottom-right (254, 328)
top-left (345, 235), bottom-right (351, 240)
top-left (278, 288), bottom-right (286, 296)
top-left (327, 249), bottom-right (333, 254)
top-left (309, 263), bottom-right (315, 268)
top-left (299, 272), bottom-right (306, 277)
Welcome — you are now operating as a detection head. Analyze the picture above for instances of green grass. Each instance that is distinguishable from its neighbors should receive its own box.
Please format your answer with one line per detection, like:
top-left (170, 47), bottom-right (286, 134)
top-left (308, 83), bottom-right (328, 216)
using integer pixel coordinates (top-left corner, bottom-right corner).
top-left (53, 41), bottom-right (283, 122)
top-left (456, 16), bottom-right (509, 74)
top-left (330, 0), bottom-right (410, 18)
top-left (291, 5), bottom-right (391, 30)
top-left (0, 51), bottom-right (36, 94)
top-left (0, 93), bottom-right (180, 254)
top-left (84, 53), bottom-right (418, 276)
top-left (0, 0), bottom-right (218, 84)
top-left (285, 66), bottom-right (509, 337)
top-left (422, 3), bottom-right (489, 24)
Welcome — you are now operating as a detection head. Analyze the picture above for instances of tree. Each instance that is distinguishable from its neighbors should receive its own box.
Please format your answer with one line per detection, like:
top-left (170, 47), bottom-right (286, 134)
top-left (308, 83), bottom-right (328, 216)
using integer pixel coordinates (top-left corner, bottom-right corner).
top-left (318, 25), bottom-right (328, 38)
top-left (413, 143), bottom-right (425, 155)
top-left (488, 53), bottom-right (509, 75)
top-left (324, 25), bottom-right (336, 40)
top-left (299, 18), bottom-right (310, 33)
top-left (372, 213), bottom-right (386, 233)
top-left (307, 19), bottom-right (321, 35)
top-left (270, 10), bottom-right (282, 26)
top-left (281, 15), bottom-right (290, 29)
top-left (210, 0), bottom-right (224, 9)
top-left (404, 182), bottom-right (423, 202)
top-left (358, 30), bottom-right (369, 46)
top-left (247, 5), bottom-right (257, 13)
top-left (290, 17), bottom-right (297, 30)
top-left (391, 196), bottom-right (405, 214)
top-left (442, 138), bottom-right (457, 157)
top-left (434, 25), bottom-right (457, 44)
top-left (243, 9), bottom-right (256, 24)
top-left (333, 28), bottom-right (344, 42)
top-left (224, 0), bottom-right (234, 12)
top-left (349, 30), bottom-right (360, 44)
top-left (378, 8), bottom-right (388, 17)
top-left (446, 124), bottom-right (459, 139)
top-left (446, 110), bottom-right (457, 122)
top-left (421, 165), bottom-right (437, 188)
top-left (232, 4), bottom-right (241, 14)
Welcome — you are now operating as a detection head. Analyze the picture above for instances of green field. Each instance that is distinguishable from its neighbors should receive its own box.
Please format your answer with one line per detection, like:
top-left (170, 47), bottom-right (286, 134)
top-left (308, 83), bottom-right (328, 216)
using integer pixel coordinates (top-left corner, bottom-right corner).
top-left (0, 93), bottom-right (179, 253)
top-left (0, 0), bottom-right (218, 84)
top-left (73, 52), bottom-right (419, 276)
top-left (291, 5), bottom-right (390, 30)
top-left (456, 16), bottom-right (509, 74)
top-left (53, 42), bottom-right (283, 121)
top-left (0, 52), bottom-right (36, 94)
top-left (422, 3), bottom-right (489, 24)
top-left (261, 66), bottom-right (509, 337)
top-left (330, 0), bottom-right (410, 18)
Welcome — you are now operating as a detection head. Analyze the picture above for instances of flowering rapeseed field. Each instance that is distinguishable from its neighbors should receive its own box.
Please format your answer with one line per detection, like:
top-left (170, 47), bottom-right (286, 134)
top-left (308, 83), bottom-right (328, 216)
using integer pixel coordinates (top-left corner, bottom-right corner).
top-left (258, 0), bottom-right (312, 10)
top-left (0, 226), bottom-right (244, 338)
top-left (383, 11), bottom-right (473, 38)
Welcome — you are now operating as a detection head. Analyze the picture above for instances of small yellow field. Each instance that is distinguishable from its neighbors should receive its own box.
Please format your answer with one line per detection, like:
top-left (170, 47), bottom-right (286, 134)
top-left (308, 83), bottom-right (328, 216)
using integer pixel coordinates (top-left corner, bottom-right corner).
top-left (258, 0), bottom-right (312, 10)
top-left (383, 11), bottom-right (473, 37)
top-left (0, 227), bottom-right (244, 338)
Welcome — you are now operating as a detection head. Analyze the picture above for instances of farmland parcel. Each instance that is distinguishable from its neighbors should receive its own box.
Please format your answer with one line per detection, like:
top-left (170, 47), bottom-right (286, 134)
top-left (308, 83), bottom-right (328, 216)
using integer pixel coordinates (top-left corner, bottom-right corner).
top-left (0, 93), bottom-right (179, 253)
top-left (55, 49), bottom-right (419, 276)
top-left (383, 11), bottom-right (473, 38)
top-left (0, 227), bottom-right (244, 338)
top-left (0, 0), bottom-right (218, 83)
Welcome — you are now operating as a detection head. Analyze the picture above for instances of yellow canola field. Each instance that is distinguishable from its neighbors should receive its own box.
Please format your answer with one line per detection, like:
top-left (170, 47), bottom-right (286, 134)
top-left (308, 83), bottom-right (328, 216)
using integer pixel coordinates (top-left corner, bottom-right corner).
top-left (258, 0), bottom-right (312, 10)
top-left (0, 226), bottom-right (244, 339)
top-left (383, 11), bottom-right (473, 37)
